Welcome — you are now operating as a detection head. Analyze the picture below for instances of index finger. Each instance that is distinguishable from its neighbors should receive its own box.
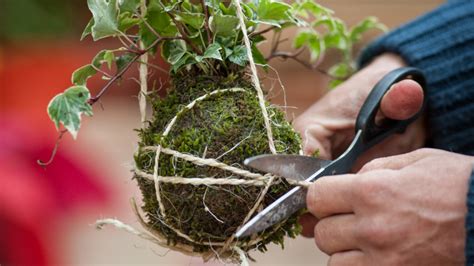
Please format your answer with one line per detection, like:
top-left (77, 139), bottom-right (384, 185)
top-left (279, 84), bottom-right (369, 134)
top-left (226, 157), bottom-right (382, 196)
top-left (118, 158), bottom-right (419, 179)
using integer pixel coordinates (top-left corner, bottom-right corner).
top-left (307, 174), bottom-right (356, 219)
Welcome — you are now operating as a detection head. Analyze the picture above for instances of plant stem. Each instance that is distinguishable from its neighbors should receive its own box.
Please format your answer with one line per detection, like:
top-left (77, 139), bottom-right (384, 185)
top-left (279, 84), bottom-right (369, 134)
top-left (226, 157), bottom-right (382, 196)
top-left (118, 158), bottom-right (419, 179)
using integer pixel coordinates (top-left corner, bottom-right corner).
top-left (249, 26), bottom-right (277, 37)
top-left (266, 49), bottom-right (337, 79)
top-left (167, 12), bottom-right (203, 55)
top-left (119, 31), bottom-right (138, 49)
top-left (37, 129), bottom-right (67, 167)
top-left (201, 0), bottom-right (212, 44)
top-left (88, 36), bottom-right (175, 105)
top-left (91, 64), bottom-right (113, 78)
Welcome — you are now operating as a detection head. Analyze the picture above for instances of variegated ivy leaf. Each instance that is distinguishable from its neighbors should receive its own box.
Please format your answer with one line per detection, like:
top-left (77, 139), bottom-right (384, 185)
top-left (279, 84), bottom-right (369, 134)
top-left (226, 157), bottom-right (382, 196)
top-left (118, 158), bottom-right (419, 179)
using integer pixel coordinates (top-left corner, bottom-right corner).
top-left (209, 14), bottom-right (240, 37)
top-left (72, 50), bottom-right (116, 85)
top-left (228, 45), bottom-right (248, 66)
top-left (47, 86), bottom-right (93, 139)
top-left (118, 0), bottom-right (140, 13)
top-left (350, 16), bottom-right (388, 42)
top-left (250, 0), bottom-right (293, 27)
top-left (72, 65), bottom-right (97, 86)
top-left (175, 11), bottom-right (205, 30)
top-left (195, 43), bottom-right (222, 62)
top-left (161, 40), bottom-right (187, 65)
top-left (294, 30), bottom-right (323, 62)
top-left (87, 0), bottom-right (120, 40)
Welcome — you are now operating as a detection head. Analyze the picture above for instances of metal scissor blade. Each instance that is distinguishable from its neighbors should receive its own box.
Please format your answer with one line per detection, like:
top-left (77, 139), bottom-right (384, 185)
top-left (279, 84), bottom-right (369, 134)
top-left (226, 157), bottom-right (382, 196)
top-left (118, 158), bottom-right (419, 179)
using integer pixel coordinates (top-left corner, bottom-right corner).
top-left (235, 163), bottom-right (333, 238)
top-left (235, 186), bottom-right (308, 238)
top-left (244, 154), bottom-right (331, 181)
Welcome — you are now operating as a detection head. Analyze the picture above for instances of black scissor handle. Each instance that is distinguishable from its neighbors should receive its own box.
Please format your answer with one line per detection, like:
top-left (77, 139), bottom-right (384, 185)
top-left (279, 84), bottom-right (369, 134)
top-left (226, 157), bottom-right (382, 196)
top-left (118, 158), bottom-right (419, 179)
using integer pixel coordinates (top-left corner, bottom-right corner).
top-left (355, 67), bottom-right (427, 149)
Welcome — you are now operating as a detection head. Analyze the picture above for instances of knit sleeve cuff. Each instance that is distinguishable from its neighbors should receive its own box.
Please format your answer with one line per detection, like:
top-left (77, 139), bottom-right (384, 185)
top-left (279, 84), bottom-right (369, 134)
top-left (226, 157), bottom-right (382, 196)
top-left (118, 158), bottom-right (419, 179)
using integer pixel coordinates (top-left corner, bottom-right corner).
top-left (466, 168), bottom-right (474, 265)
top-left (358, 1), bottom-right (474, 69)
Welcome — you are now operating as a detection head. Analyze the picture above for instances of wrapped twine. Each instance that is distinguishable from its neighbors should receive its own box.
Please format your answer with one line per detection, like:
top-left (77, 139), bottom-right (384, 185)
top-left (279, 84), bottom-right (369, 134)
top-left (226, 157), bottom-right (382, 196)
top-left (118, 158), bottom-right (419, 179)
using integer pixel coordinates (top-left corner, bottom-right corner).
top-left (95, 0), bottom-right (310, 264)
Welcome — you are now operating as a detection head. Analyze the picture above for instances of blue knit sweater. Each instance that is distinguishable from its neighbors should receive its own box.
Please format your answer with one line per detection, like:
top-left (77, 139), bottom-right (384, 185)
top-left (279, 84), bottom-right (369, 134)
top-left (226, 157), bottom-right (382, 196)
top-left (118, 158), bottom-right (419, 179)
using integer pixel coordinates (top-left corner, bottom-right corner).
top-left (358, 0), bottom-right (474, 264)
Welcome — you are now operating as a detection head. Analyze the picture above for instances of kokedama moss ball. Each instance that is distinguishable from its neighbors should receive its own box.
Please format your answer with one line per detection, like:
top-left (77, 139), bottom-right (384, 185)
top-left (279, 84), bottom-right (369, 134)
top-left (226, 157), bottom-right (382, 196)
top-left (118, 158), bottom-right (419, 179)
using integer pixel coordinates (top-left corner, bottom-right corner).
top-left (134, 69), bottom-right (303, 255)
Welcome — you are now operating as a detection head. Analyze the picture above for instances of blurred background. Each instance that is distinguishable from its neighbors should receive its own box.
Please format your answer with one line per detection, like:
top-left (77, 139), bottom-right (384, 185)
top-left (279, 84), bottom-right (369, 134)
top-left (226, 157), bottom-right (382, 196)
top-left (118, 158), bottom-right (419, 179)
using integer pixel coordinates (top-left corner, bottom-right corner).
top-left (0, 0), bottom-right (442, 265)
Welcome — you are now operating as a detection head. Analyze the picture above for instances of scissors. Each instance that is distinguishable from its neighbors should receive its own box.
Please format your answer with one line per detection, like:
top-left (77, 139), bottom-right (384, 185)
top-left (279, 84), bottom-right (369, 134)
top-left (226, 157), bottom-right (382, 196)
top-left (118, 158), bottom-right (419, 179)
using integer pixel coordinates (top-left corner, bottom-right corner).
top-left (235, 67), bottom-right (427, 238)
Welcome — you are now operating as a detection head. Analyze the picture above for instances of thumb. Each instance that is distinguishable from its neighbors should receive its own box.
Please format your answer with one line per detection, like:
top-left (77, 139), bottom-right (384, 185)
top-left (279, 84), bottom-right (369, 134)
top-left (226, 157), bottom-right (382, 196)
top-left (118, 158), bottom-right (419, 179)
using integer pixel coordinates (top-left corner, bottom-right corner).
top-left (380, 79), bottom-right (424, 120)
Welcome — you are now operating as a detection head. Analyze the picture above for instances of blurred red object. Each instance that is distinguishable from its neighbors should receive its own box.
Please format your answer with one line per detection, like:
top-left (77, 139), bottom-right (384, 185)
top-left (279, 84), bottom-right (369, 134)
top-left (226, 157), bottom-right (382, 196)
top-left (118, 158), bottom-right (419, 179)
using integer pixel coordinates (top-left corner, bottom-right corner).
top-left (0, 42), bottom-right (112, 265)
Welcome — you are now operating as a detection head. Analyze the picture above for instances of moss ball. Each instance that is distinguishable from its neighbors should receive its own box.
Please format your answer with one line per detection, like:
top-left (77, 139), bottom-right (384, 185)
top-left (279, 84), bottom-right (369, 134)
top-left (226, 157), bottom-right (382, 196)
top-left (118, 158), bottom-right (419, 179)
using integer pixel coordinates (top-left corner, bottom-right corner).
top-left (134, 71), bottom-right (303, 254)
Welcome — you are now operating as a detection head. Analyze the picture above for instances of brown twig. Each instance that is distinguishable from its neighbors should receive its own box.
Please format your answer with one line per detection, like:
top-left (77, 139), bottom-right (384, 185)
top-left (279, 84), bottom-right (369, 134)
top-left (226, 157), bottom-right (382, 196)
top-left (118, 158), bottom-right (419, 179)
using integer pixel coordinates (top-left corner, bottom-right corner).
top-left (201, 0), bottom-right (212, 44)
top-left (266, 49), bottom-right (338, 79)
top-left (88, 36), bottom-right (178, 105)
top-left (88, 53), bottom-right (141, 105)
top-left (249, 25), bottom-right (277, 37)
top-left (91, 64), bottom-right (113, 78)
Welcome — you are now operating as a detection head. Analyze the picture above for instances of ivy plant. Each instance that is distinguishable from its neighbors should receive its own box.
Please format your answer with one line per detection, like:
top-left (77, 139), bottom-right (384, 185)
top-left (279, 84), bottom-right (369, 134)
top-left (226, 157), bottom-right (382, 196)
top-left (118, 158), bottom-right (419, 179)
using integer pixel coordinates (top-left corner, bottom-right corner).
top-left (46, 0), bottom-right (385, 142)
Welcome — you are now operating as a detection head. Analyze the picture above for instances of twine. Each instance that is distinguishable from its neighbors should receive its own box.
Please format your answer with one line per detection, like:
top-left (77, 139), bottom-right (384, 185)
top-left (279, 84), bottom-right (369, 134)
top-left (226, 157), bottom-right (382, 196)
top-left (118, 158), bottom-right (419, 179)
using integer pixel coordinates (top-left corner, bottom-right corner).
top-left (135, 148), bottom-right (311, 187)
top-left (96, 1), bottom-right (308, 264)
top-left (233, 0), bottom-right (276, 155)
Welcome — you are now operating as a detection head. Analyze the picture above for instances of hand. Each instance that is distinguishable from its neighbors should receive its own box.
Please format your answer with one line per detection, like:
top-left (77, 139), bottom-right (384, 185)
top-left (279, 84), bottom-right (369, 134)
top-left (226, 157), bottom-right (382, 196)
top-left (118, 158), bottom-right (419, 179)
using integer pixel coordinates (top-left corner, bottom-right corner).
top-left (306, 148), bottom-right (474, 265)
top-left (295, 53), bottom-right (426, 237)
top-left (293, 53), bottom-right (426, 167)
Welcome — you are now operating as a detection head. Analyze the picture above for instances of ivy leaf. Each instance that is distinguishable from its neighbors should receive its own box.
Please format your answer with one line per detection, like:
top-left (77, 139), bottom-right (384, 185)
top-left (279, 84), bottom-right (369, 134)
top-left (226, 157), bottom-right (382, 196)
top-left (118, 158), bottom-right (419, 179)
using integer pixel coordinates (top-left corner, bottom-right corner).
top-left (205, 0), bottom-right (220, 11)
top-left (81, 19), bottom-right (94, 41)
top-left (162, 1), bottom-right (180, 12)
top-left (298, 1), bottom-right (334, 17)
top-left (294, 30), bottom-right (314, 48)
top-left (47, 86), bottom-right (93, 139)
top-left (324, 33), bottom-right (348, 51)
top-left (146, 0), bottom-right (175, 36)
top-left (209, 14), bottom-right (240, 37)
top-left (161, 40), bottom-right (187, 65)
top-left (229, 45), bottom-right (248, 66)
top-left (171, 54), bottom-right (195, 72)
top-left (92, 49), bottom-right (116, 69)
top-left (103, 50), bottom-right (115, 69)
top-left (313, 17), bottom-right (347, 38)
top-left (328, 62), bottom-right (350, 79)
top-left (72, 49), bottom-right (117, 85)
top-left (328, 63), bottom-right (353, 88)
top-left (204, 43), bottom-right (222, 60)
top-left (251, 44), bottom-right (267, 66)
top-left (87, 0), bottom-right (120, 40)
top-left (258, 0), bottom-right (292, 21)
top-left (350, 16), bottom-right (387, 42)
top-left (116, 53), bottom-right (135, 72)
top-left (223, 46), bottom-right (233, 59)
top-left (294, 30), bottom-right (322, 62)
top-left (253, 0), bottom-right (292, 27)
top-left (251, 34), bottom-right (266, 44)
top-left (92, 50), bottom-right (107, 67)
top-left (72, 65), bottom-right (97, 86)
top-left (118, 12), bottom-right (140, 32)
top-left (118, 0), bottom-right (140, 12)
top-left (196, 43), bottom-right (222, 62)
top-left (175, 11), bottom-right (205, 30)
top-left (139, 0), bottom-right (176, 51)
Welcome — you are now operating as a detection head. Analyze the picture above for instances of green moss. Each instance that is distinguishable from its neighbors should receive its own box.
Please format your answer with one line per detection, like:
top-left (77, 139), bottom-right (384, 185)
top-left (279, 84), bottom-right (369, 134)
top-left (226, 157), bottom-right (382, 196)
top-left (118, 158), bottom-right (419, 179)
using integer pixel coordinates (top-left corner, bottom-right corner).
top-left (134, 69), bottom-right (302, 253)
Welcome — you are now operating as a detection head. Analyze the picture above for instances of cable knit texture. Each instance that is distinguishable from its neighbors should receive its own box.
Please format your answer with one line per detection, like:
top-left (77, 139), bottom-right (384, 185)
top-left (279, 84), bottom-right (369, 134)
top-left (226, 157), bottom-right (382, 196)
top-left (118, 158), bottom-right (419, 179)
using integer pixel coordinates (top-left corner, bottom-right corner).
top-left (358, 1), bottom-right (474, 264)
